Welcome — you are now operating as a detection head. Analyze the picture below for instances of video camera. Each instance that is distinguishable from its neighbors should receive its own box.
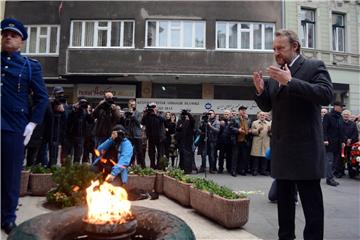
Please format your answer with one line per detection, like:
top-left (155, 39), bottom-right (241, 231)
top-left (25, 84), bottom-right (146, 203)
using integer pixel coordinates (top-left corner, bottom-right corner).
top-left (122, 108), bottom-right (132, 118)
top-left (201, 112), bottom-right (211, 122)
top-left (146, 104), bottom-right (156, 113)
top-left (181, 109), bottom-right (190, 116)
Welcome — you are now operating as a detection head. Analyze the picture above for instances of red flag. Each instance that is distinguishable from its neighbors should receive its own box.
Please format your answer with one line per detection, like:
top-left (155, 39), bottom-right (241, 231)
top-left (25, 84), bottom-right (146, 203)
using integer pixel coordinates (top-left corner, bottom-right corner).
top-left (58, 1), bottom-right (64, 16)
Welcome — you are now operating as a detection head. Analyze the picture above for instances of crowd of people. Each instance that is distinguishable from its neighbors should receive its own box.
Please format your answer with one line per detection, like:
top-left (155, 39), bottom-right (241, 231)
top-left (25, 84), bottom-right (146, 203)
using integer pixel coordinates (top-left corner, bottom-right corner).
top-left (25, 89), bottom-right (360, 182)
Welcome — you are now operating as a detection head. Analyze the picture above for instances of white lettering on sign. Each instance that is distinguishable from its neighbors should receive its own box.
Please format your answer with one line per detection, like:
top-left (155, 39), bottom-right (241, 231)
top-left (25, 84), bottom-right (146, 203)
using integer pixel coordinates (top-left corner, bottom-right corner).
top-left (77, 84), bottom-right (136, 98)
top-left (137, 98), bottom-right (261, 115)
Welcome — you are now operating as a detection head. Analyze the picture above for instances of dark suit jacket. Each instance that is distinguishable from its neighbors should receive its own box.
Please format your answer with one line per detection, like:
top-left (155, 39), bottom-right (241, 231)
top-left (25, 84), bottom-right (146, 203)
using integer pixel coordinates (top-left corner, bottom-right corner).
top-left (323, 110), bottom-right (345, 153)
top-left (255, 55), bottom-right (333, 180)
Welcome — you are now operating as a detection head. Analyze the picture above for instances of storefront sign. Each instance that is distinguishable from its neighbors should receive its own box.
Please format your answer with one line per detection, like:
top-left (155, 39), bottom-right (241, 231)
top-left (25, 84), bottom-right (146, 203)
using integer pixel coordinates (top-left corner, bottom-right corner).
top-left (77, 84), bottom-right (136, 98)
top-left (137, 98), bottom-right (261, 115)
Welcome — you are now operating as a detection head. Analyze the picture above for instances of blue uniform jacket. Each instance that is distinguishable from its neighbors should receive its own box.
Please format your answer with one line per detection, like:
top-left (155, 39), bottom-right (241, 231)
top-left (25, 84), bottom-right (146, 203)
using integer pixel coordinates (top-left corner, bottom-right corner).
top-left (1, 51), bottom-right (49, 133)
top-left (97, 138), bottom-right (133, 183)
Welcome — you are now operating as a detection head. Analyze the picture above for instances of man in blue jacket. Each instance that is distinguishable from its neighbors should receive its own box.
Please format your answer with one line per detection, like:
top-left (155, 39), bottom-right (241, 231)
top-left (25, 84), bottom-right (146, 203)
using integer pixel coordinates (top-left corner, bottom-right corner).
top-left (94, 125), bottom-right (133, 184)
top-left (1, 18), bottom-right (49, 234)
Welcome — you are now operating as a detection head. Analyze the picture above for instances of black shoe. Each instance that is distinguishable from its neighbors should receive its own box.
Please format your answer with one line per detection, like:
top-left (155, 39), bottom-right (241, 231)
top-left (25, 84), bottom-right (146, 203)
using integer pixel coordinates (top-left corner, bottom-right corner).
top-left (252, 171), bottom-right (258, 176)
top-left (209, 170), bottom-right (217, 174)
top-left (238, 170), bottom-right (246, 176)
top-left (231, 171), bottom-right (237, 177)
top-left (326, 179), bottom-right (339, 186)
top-left (260, 171), bottom-right (269, 176)
top-left (334, 172), bottom-right (345, 178)
top-left (1, 222), bottom-right (17, 235)
top-left (217, 169), bottom-right (223, 174)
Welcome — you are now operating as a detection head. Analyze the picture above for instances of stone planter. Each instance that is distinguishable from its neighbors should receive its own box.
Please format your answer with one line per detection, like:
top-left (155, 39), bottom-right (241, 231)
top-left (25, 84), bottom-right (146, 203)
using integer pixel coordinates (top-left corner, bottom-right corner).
top-left (163, 175), bottom-right (191, 207)
top-left (124, 175), bottom-right (156, 192)
top-left (155, 171), bottom-right (164, 194)
top-left (29, 173), bottom-right (57, 196)
top-left (189, 186), bottom-right (250, 229)
top-left (20, 170), bottom-right (30, 197)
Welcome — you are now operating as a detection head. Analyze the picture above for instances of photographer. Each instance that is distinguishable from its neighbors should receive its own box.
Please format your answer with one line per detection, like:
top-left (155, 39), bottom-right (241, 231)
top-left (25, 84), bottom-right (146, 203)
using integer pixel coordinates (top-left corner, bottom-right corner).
top-left (141, 103), bottom-right (166, 169)
top-left (228, 106), bottom-right (249, 177)
top-left (198, 110), bottom-right (220, 173)
top-left (122, 99), bottom-right (145, 168)
top-left (92, 92), bottom-right (122, 146)
top-left (175, 109), bottom-right (195, 173)
top-left (66, 97), bottom-right (94, 163)
top-left (93, 125), bottom-right (133, 185)
top-left (48, 87), bottom-right (69, 166)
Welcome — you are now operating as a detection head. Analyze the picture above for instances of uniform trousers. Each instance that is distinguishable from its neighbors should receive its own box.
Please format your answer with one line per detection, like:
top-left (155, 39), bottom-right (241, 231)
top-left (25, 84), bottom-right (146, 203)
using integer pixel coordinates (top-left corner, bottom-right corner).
top-left (277, 179), bottom-right (324, 240)
top-left (1, 130), bottom-right (25, 226)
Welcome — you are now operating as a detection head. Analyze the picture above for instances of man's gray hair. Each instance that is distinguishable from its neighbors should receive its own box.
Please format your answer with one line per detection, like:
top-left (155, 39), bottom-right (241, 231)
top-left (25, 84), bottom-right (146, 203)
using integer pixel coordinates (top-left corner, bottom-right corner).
top-left (275, 29), bottom-right (301, 54)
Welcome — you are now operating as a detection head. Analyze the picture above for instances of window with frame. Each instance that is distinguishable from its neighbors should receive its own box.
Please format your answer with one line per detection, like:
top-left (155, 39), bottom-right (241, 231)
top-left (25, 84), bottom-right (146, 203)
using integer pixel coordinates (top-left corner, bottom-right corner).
top-left (332, 13), bottom-right (345, 52)
top-left (146, 20), bottom-right (205, 49)
top-left (216, 22), bottom-right (274, 51)
top-left (70, 20), bottom-right (135, 48)
top-left (300, 8), bottom-right (315, 48)
top-left (21, 25), bottom-right (60, 55)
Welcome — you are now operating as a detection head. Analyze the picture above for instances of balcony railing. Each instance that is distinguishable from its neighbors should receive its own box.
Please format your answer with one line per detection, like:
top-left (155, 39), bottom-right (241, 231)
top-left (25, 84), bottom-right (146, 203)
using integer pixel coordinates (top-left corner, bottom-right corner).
top-left (301, 48), bottom-right (359, 70)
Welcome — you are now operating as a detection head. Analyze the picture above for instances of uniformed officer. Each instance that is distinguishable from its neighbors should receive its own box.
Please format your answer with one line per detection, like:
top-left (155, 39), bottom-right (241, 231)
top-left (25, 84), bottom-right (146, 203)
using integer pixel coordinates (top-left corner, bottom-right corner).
top-left (1, 18), bottom-right (48, 234)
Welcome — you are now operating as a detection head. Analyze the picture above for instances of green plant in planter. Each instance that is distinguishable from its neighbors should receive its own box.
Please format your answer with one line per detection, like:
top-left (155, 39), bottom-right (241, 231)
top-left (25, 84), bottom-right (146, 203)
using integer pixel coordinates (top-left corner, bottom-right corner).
top-left (30, 164), bottom-right (55, 174)
top-left (193, 178), bottom-right (246, 199)
top-left (166, 167), bottom-right (185, 181)
top-left (46, 162), bottom-right (99, 208)
top-left (129, 165), bottom-right (156, 176)
top-left (157, 156), bottom-right (169, 171)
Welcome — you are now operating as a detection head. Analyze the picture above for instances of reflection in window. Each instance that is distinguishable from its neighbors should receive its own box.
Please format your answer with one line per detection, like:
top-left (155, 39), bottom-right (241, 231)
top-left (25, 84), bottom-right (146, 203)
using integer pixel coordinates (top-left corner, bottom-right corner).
top-left (217, 23), bottom-right (226, 48)
top-left (332, 13), bottom-right (345, 52)
top-left (146, 20), bottom-right (205, 49)
top-left (216, 22), bottom-right (274, 51)
top-left (300, 8), bottom-right (315, 48)
top-left (23, 25), bottom-right (60, 55)
top-left (229, 23), bottom-right (238, 48)
top-left (85, 22), bottom-right (95, 47)
top-left (71, 20), bottom-right (134, 48)
top-left (253, 24), bottom-right (262, 49)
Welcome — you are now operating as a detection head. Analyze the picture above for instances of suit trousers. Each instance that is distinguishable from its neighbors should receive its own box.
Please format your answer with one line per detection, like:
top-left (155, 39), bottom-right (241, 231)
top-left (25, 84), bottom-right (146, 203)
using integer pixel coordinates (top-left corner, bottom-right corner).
top-left (1, 130), bottom-right (25, 225)
top-left (129, 138), bottom-right (145, 168)
top-left (277, 179), bottom-right (324, 240)
top-left (148, 138), bottom-right (164, 169)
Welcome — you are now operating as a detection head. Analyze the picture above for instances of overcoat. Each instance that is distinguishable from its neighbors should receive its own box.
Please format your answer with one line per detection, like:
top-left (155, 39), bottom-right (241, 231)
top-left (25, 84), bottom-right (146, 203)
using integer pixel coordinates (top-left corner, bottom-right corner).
top-left (255, 55), bottom-right (333, 180)
top-left (250, 119), bottom-right (271, 157)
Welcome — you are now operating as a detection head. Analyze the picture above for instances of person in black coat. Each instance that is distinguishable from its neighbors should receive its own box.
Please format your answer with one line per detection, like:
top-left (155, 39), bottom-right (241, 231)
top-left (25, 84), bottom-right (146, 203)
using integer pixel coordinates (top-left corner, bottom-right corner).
top-left (175, 110), bottom-right (196, 173)
top-left (253, 29), bottom-right (333, 240)
top-left (323, 102), bottom-right (345, 182)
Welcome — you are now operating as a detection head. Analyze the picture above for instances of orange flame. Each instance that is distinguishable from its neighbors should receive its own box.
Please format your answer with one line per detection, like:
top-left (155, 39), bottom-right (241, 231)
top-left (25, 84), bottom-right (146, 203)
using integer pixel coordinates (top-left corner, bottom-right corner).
top-left (85, 179), bottom-right (132, 224)
top-left (94, 149), bottom-right (100, 157)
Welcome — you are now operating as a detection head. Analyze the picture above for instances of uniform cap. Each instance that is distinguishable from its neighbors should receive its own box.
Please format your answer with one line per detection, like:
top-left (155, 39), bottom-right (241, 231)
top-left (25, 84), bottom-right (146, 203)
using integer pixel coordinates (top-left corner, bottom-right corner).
top-left (1, 18), bottom-right (28, 40)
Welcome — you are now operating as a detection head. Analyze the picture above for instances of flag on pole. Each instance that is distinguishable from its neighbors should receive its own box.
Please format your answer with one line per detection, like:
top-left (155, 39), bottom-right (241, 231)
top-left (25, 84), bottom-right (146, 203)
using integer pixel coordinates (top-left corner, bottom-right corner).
top-left (58, 1), bottom-right (64, 16)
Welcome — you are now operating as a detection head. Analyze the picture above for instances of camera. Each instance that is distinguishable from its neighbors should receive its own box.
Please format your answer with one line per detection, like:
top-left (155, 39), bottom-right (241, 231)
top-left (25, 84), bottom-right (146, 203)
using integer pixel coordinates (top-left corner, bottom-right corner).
top-left (122, 108), bottom-right (132, 118)
top-left (79, 99), bottom-right (89, 109)
top-left (201, 112), bottom-right (210, 122)
top-left (146, 104), bottom-right (156, 113)
top-left (181, 109), bottom-right (188, 116)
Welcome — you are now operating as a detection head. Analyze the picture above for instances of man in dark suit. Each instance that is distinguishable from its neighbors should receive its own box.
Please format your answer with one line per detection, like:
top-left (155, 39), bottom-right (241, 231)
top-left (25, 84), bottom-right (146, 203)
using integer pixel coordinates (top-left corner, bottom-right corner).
top-left (1, 18), bottom-right (49, 234)
top-left (253, 29), bottom-right (333, 240)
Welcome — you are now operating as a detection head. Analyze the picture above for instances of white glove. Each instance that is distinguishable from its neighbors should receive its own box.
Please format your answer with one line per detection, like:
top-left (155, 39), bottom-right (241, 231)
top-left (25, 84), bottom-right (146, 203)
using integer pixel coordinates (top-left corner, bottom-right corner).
top-left (23, 122), bottom-right (37, 146)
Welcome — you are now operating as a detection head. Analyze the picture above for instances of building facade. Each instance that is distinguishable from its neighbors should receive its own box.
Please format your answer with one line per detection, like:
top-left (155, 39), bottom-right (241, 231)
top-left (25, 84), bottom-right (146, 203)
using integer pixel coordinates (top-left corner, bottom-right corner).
top-left (4, 1), bottom-right (358, 114)
top-left (4, 1), bottom-right (282, 115)
top-left (285, 0), bottom-right (360, 114)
